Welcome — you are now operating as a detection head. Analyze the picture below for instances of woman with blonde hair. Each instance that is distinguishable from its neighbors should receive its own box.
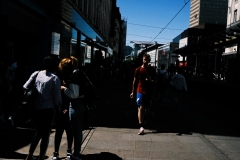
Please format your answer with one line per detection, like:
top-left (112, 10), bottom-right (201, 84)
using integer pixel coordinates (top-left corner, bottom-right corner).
top-left (52, 57), bottom-right (74, 160)
top-left (54, 56), bottom-right (86, 160)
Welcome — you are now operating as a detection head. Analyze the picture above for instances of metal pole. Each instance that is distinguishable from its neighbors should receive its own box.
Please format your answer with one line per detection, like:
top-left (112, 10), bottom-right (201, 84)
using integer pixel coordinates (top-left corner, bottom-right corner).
top-left (155, 47), bottom-right (157, 68)
top-left (91, 40), bottom-right (94, 67)
top-left (77, 31), bottom-right (81, 67)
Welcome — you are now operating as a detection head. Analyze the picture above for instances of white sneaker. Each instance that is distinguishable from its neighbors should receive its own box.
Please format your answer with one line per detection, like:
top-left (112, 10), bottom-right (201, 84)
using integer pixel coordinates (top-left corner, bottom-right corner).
top-left (52, 152), bottom-right (59, 160)
top-left (138, 127), bottom-right (144, 135)
top-left (65, 149), bottom-right (72, 160)
top-left (65, 156), bottom-right (70, 160)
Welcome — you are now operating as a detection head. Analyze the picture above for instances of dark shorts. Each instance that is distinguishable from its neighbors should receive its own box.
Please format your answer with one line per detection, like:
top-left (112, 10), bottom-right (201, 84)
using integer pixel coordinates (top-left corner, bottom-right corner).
top-left (136, 93), bottom-right (151, 107)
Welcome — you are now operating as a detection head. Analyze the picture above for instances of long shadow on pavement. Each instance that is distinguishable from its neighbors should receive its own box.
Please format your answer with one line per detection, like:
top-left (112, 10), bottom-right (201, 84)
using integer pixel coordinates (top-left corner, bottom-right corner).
top-left (82, 152), bottom-right (122, 160)
top-left (0, 123), bottom-right (35, 159)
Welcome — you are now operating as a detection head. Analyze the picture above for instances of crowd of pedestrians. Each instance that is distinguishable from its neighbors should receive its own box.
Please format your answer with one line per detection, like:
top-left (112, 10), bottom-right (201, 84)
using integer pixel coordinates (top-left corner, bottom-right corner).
top-left (0, 55), bottom-right (90, 160)
top-left (22, 55), bottom-right (90, 160)
top-left (24, 56), bottom-right (62, 160)
top-left (0, 52), bottom-right (189, 159)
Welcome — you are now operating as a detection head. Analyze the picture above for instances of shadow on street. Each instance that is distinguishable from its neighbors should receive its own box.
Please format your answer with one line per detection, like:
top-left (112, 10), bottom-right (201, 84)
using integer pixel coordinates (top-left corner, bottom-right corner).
top-left (0, 81), bottom-right (239, 159)
top-left (82, 152), bottom-right (122, 160)
top-left (0, 125), bottom-right (35, 159)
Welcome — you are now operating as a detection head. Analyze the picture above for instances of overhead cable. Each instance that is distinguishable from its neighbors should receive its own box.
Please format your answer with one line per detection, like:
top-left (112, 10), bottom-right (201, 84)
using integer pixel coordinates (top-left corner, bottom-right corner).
top-left (127, 23), bottom-right (184, 30)
top-left (151, 0), bottom-right (190, 42)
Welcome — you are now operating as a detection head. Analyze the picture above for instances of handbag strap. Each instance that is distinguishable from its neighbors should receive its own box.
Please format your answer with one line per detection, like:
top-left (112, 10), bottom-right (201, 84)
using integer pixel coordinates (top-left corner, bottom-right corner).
top-left (82, 71), bottom-right (94, 87)
top-left (30, 71), bottom-right (40, 88)
top-left (23, 71), bottom-right (40, 94)
top-left (33, 71), bottom-right (40, 79)
top-left (31, 71), bottom-right (40, 84)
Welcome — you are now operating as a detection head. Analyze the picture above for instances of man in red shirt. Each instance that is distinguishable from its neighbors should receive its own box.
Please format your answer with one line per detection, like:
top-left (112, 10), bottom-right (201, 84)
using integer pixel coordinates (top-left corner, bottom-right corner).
top-left (130, 54), bottom-right (156, 135)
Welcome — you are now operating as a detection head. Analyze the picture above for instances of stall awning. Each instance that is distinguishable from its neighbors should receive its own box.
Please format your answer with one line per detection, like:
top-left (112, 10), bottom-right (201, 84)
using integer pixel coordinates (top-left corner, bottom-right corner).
top-left (173, 29), bottom-right (239, 56)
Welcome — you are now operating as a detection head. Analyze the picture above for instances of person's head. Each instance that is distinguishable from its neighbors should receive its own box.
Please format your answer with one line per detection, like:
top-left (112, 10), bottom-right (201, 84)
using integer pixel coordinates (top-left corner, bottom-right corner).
top-left (44, 56), bottom-right (58, 72)
top-left (142, 54), bottom-right (151, 65)
top-left (58, 56), bottom-right (78, 77)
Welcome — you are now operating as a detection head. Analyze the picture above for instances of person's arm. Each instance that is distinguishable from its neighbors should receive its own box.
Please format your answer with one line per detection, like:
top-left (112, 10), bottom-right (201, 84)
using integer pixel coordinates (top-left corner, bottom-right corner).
top-left (23, 71), bottom-right (38, 90)
top-left (130, 77), bottom-right (137, 98)
top-left (130, 68), bottom-right (138, 98)
top-left (62, 83), bottom-right (81, 99)
top-left (61, 70), bottom-right (85, 99)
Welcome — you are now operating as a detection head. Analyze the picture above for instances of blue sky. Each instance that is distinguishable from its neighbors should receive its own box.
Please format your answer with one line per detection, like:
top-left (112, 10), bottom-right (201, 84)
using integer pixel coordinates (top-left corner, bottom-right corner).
top-left (116, 0), bottom-right (190, 47)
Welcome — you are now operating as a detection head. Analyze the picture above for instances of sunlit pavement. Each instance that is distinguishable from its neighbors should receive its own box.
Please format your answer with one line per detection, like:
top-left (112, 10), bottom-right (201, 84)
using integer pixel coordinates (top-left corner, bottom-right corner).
top-left (1, 81), bottom-right (240, 160)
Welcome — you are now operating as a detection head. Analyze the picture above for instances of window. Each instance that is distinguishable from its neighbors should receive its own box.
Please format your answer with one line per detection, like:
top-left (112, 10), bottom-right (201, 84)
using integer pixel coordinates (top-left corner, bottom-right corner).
top-left (234, 9), bottom-right (237, 22)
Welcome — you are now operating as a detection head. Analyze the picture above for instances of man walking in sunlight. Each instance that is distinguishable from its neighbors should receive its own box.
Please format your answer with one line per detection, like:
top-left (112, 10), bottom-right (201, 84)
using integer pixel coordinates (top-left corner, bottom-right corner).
top-left (130, 53), bottom-right (156, 135)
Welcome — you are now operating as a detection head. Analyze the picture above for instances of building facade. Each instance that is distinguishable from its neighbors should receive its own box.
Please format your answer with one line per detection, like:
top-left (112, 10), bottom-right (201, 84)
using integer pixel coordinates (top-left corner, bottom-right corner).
top-left (110, 6), bottom-right (124, 66)
top-left (0, 0), bottom-right (54, 72)
top-left (224, 0), bottom-right (240, 82)
top-left (120, 19), bottom-right (127, 63)
top-left (225, 0), bottom-right (240, 56)
top-left (53, 0), bottom-right (115, 67)
top-left (157, 42), bottom-right (179, 69)
top-left (0, 0), bottom-right (122, 72)
top-left (190, 0), bottom-right (228, 28)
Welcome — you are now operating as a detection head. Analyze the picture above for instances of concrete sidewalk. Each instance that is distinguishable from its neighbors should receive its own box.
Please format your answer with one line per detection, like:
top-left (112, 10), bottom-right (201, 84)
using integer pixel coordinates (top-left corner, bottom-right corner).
top-left (81, 127), bottom-right (240, 160)
top-left (79, 83), bottom-right (240, 160)
top-left (6, 125), bottom-right (240, 160)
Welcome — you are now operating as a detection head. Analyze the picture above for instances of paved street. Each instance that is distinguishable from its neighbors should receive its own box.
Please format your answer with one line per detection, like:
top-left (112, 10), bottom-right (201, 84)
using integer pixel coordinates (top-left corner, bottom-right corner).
top-left (0, 81), bottom-right (240, 160)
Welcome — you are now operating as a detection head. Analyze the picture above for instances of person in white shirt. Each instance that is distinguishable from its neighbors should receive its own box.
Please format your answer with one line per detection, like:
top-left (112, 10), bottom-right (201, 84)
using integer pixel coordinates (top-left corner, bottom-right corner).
top-left (24, 56), bottom-right (61, 160)
top-left (170, 67), bottom-right (188, 135)
top-left (170, 67), bottom-right (187, 103)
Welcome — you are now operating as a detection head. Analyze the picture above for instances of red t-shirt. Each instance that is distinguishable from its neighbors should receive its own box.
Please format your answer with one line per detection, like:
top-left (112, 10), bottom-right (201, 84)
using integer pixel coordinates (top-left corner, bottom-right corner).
top-left (134, 66), bottom-right (156, 94)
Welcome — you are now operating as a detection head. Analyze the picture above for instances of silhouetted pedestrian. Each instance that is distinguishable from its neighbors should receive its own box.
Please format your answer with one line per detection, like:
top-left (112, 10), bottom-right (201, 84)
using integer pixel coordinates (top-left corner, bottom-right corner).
top-left (170, 67), bottom-right (187, 135)
top-left (130, 54), bottom-right (156, 135)
top-left (24, 56), bottom-right (61, 160)
top-left (156, 64), bottom-right (169, 106)
top-left (58, 56), bottom-right (86, 160)
top-left (52, 60), bottom-right (74, 160)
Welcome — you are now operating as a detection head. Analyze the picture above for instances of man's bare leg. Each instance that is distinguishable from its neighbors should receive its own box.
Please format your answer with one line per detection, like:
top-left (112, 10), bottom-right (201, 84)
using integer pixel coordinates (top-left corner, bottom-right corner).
top-left (138, 106), bottom-right (145, 135)
top-left (138, 106), bottom-right (145, 124)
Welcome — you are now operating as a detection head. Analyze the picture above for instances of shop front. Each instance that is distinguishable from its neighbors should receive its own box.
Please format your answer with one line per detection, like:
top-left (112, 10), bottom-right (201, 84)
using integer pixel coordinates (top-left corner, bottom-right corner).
top-left (51, 0), bottom-right (113, 68)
